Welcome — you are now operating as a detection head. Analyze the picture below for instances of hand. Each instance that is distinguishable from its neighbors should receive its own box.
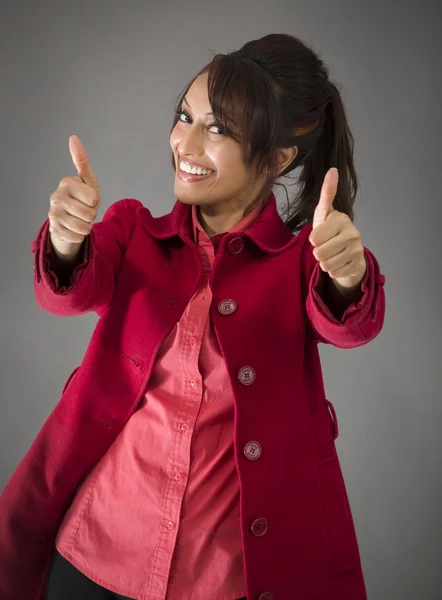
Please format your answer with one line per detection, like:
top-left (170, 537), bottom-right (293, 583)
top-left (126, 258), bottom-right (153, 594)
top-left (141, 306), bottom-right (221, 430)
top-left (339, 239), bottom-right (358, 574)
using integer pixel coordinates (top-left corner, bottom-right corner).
top-left (308, 168), bottom-right (366, 289)
top-left (48, 135), bottom-right (101, 257)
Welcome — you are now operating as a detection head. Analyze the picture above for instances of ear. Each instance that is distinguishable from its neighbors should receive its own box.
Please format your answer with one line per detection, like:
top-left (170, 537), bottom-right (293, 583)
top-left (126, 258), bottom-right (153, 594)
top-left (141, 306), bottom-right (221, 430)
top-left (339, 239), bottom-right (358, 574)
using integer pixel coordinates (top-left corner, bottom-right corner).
top-left (277, 146), bottom-right (298, 176)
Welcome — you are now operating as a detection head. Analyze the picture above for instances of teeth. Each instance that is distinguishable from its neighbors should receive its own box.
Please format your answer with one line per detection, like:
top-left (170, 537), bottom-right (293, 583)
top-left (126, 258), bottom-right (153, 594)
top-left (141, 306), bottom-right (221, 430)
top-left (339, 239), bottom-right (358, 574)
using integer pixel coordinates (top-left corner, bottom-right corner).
top-left (180, 160), bottom-right (214, 176)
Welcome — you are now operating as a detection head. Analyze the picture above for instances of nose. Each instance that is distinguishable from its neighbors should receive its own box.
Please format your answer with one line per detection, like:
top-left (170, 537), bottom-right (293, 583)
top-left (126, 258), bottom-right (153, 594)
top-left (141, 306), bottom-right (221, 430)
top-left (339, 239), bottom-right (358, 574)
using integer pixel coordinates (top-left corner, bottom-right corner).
top-left (178, 126), bottom-right (205, 158)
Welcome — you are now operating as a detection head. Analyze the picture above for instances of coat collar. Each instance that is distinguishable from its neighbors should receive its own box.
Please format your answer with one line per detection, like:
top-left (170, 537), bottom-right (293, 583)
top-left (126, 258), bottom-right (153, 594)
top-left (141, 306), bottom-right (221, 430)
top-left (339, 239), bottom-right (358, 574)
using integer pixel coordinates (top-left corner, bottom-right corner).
top-left (138, 191), bottom-right (306, 255)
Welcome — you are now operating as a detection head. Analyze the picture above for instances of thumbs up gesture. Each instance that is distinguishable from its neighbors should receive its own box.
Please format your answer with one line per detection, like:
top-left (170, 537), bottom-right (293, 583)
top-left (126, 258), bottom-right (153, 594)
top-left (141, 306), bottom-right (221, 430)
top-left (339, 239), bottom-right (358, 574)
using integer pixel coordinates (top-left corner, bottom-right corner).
top-left (48, 135), bottom-right (101, 258)
top-left (308, 168), bottom-right (367, 290)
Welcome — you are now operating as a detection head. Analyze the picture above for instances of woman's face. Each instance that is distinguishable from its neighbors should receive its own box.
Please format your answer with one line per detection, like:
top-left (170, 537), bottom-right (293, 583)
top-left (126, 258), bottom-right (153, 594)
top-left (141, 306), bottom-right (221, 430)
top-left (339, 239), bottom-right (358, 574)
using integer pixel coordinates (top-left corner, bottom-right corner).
top-left (170, 71), bottom-right (267, 216)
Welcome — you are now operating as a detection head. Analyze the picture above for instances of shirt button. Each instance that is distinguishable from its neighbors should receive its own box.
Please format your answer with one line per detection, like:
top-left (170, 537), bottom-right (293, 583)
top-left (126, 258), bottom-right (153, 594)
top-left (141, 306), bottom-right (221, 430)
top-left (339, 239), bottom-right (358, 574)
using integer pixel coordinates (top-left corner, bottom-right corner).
top-left (174, 473), bottom-right (182, 482)
top-left (190, 378), bottom-right (196, 388)
top-left (258, 593), bottom-right (274, 600)
top-left (238, 366), bottom-right (256, 385)
top-left (228, 237), bottom-right (244, 254)
top-left (180, 423), bottom-right (188, 432)
top-left (251, 517), bottom-right (268, 537)
top-left (244, 441), bottom-right (262, 460)
top-left (167, 521), bottom-right (174, 530)
top-left (218, 299), bottom-right (237, 315)
top-left (189, 336), bottom-right (196, 345)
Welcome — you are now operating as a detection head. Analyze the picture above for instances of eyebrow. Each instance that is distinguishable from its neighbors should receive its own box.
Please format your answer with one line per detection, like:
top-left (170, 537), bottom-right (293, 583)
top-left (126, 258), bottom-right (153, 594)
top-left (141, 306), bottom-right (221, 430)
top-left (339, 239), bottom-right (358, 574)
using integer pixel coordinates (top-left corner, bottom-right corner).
top-left (182, 96), bottom-right (213, 116)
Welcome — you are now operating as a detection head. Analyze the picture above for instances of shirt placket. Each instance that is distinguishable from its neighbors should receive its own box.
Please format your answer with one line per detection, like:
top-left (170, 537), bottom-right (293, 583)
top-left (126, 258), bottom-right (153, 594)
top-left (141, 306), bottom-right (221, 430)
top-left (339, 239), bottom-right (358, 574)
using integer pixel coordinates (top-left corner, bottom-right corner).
top-left (145, 237), bottom-right (214, 600)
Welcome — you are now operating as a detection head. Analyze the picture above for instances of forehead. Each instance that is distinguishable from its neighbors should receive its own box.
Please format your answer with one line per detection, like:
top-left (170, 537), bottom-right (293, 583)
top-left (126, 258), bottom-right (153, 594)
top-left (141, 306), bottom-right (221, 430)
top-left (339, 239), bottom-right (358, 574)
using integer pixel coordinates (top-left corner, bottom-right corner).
top-left (182, 70), bottom-right (243, 139)
top-left (185, 72), bottom-right (210, 103)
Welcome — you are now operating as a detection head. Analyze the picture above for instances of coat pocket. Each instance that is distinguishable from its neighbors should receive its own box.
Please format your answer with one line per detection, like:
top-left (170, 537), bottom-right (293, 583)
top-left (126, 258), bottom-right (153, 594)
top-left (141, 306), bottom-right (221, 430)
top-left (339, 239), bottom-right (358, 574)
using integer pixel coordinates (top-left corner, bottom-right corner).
top-left (314, 399), bottom-right (362, 573)
top-left (61, 366), bottom-right (80, 395)
top-left (311, 398), bottom-right (338, 460)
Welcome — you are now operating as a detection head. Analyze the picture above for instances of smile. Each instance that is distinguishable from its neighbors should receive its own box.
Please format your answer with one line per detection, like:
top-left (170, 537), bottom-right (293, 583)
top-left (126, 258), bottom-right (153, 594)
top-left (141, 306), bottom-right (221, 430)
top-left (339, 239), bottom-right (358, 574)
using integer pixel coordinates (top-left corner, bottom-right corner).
top-left (177, 167), bottom-right (215, 183)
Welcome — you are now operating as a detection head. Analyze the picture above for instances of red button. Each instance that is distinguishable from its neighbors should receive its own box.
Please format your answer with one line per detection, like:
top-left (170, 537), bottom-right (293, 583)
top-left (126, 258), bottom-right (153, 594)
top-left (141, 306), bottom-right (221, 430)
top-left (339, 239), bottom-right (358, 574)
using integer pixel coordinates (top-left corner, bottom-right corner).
top-left (228, 237), bottom-right (244, 254)
top-left (180, 423), bottom-right (188, 432)
top-left (259, 593), bottom-right (274, 600)
top-left (218, 299), bottom-right (237, 315)
top-left (189, 336), bottom-right (196, 345)
top-left (238, 366), bottom-right (256, 385)
top-left (251, 517), bottom-right (268, 536)
top-left (244, 441), bottom-right (262, 460)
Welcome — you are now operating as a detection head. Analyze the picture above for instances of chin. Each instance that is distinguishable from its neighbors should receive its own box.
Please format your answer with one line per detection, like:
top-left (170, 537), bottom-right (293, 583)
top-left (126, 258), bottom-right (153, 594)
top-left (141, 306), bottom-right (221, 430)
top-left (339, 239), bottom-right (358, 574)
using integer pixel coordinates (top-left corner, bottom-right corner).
top-left (173, 185), bottom-right (202, 206)
top-left (173, 192), bottom-right (203, 206)
top-left (177, 197), bottom-right (202, 205)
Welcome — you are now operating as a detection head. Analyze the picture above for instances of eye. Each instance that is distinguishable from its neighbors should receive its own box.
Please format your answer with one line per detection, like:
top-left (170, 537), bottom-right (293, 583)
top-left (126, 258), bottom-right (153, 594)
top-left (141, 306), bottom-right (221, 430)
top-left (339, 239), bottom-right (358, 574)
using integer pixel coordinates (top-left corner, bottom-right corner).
top-left (175, 110), bottom-right (225, 136)
top-left (176, 110), bottom-right (190, 124)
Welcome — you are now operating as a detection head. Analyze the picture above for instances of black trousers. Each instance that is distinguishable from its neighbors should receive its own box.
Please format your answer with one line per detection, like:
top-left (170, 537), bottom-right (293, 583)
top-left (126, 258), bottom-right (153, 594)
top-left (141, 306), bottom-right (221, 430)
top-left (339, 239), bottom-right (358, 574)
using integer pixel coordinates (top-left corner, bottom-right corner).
top-left (45, 547), bottom-right (247, 600)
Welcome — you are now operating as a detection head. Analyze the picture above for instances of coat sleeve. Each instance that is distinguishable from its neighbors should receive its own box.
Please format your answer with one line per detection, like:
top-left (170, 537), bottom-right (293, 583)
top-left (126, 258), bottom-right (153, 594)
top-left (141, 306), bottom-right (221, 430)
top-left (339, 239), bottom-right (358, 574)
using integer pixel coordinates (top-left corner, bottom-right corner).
top-left (301, 223), bottom-right (386, 348)
top-left (30, 198), bottom-right (143, 316)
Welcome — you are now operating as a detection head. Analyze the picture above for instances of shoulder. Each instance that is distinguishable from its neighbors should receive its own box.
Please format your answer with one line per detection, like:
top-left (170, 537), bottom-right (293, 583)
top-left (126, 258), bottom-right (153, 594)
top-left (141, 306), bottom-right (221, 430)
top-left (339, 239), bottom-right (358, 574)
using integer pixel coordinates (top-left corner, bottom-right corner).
top-left (101, 198), bottom-right (147, 230)
top-left (102, 198), bottom-right (145, 219)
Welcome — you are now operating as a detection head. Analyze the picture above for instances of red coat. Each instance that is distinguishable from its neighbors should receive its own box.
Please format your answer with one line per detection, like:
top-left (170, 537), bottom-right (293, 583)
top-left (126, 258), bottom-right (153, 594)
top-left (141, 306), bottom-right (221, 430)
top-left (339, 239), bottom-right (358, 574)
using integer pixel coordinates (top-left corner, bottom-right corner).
top-left (0, 192), bottom-right (386, 600)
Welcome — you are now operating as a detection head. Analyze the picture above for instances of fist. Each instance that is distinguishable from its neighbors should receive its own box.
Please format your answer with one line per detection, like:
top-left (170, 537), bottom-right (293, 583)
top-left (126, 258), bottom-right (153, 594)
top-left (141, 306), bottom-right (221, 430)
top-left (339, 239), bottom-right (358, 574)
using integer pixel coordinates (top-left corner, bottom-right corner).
top-left (309, 168), bottom-right (366, 288)
top-left (48, 136), bottom-right (101, 251)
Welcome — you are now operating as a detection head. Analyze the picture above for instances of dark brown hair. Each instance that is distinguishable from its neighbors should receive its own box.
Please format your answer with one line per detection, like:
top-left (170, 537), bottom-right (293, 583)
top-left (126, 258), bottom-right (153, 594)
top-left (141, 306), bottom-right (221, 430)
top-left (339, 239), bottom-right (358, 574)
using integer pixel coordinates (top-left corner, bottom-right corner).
top-left (169, 33), bottom-right (358, 232)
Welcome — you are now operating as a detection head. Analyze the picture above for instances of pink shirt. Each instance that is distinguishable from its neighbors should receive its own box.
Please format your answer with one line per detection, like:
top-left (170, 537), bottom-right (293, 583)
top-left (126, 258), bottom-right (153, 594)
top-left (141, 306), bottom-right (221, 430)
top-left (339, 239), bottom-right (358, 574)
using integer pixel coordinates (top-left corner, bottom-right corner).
top-left (55, 200), bottom-right (265, 600)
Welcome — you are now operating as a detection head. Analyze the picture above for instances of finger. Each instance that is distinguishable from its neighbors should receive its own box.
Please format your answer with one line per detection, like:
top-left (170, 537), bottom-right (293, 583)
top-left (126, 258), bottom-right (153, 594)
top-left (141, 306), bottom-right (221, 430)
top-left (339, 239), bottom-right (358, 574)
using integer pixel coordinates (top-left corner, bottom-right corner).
top-left (312, 232), bottom-right (346, 261)
top-left (69, 135), bottom-right (96, 189)
top-left (312, 168), bottom-right (339, 230)
top-left (61, 194), bottom-right (97, 222)
top-left (49, 213), bottom-right (92, 239)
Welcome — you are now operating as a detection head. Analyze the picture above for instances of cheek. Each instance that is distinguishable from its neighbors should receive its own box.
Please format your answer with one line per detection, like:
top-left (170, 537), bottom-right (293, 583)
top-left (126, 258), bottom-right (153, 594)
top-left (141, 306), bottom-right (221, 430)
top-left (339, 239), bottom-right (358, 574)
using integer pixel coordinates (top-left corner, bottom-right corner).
top-left (169, 127), bottom-right (181, 149)
top-left (215, 149), bottom-right (245, 177)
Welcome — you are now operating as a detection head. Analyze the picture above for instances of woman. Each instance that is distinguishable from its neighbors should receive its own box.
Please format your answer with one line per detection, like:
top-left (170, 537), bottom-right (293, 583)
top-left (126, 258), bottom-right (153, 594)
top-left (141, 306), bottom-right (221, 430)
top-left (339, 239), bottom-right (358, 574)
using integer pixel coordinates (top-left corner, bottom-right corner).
top-left (0, 33), bottom-right (386, 600)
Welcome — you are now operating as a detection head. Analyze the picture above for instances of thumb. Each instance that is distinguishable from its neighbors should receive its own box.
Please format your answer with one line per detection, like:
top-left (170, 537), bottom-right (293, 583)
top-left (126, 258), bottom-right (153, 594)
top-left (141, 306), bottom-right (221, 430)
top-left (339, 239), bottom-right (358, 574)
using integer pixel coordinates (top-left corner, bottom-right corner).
top-left (312, 167), bottom-right (338, 230)
top-left (69, 135), bottom-right (100, 197)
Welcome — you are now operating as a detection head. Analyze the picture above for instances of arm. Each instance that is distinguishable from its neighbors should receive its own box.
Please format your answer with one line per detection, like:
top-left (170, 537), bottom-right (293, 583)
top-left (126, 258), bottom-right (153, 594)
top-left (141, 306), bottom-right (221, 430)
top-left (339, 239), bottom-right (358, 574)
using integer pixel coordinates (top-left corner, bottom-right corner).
top-left (322, 268), bottom-right (366, 321)
top-left (302, 225), bottom-right (386, 348)
top-left (45, 234), bottom-right (89, 288)
top-left (30, 198), bottom-right (143, 316)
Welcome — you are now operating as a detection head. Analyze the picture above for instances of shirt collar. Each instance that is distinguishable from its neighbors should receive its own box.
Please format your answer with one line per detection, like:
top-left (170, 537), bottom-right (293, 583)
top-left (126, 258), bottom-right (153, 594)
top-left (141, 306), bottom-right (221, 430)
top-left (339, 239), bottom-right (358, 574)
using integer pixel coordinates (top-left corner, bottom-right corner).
top-left (191, 200), bottom-right (264, 248)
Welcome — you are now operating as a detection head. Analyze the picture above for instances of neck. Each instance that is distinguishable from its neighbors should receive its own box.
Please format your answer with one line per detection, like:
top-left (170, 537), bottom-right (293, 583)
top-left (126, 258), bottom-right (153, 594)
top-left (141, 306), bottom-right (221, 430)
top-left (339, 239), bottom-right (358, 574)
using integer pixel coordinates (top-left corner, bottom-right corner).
top-left (197, 205), bottom-right (244, 237)
top-left (197, 197), bottom-right (264, 237)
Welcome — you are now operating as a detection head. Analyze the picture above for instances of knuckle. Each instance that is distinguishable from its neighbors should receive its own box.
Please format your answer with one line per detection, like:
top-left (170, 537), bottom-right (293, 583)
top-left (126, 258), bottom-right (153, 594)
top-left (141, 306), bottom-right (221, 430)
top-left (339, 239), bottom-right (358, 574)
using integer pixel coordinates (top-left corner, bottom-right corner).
top-left (82, 208), bottom-right (95, 223)
top-left (48, 208), bottom-right (59, 221)
top-left (50, 191), bottom-right (60, 205)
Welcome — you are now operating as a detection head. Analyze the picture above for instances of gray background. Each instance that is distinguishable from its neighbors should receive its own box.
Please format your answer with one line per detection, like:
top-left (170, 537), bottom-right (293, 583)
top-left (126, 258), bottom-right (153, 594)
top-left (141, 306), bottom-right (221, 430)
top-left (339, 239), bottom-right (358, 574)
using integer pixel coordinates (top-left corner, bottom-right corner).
top-left (1, 0), bottom-right (441, 598)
